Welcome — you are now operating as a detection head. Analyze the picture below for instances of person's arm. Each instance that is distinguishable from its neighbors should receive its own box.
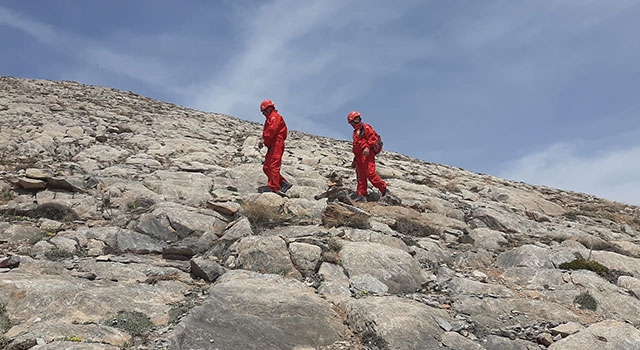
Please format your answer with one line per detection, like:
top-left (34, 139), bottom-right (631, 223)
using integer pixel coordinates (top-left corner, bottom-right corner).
top-left (262, 116), bottom-right (277, 147)
top-left (362, 124), bottom-right (377, 156)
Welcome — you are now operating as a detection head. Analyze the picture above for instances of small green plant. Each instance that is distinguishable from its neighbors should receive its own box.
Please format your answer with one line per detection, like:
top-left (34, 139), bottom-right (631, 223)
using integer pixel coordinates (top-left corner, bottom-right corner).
top-left (355, 289), bottom-right (371, 299)
top-left (105, 310), bottom-right (153, 335)
top-left (574, 292), bottom-right (597, 310)
top-left (65, 336), bottom-right (83, 342)
top-left (168, 304), bottom-right (190, 325)
top-left (0, 303), bottom-right (11, 334)
top-left (394, 217), bottom-right (441, 237)
top-left (44, 248), bottom-right (75, 261)
top-left (361, 330), bottom-right (390, 350)
top-left (559, 259), bottom-right (609, 276)
top-left (28, 231), bottom-right (48, 245)
top-left (0, 190), bottom-right (14, 203)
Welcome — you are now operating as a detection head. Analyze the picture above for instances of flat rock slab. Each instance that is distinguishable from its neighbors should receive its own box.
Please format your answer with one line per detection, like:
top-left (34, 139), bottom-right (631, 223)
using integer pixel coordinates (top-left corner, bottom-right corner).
top-left (167, 270), bottom-right (349, 350)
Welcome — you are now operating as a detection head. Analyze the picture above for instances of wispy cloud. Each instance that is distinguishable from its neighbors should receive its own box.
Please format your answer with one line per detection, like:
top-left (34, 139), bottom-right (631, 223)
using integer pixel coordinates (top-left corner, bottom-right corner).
top-left (185, 0), bottom-right (428, 137)
top-left (0, 6), bottom-right (56, 41)
top-left (499, 142), bottom-right (640, 206)
top-left (0, 5), bottom-right (178, 93)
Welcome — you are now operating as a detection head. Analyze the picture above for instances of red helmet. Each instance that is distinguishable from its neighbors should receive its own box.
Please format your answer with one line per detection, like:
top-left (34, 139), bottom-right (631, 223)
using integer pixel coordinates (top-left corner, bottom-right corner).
top-left (260, 99), bottom-right (275, 112)
top-left (347, 110), bottom-right (361, 123)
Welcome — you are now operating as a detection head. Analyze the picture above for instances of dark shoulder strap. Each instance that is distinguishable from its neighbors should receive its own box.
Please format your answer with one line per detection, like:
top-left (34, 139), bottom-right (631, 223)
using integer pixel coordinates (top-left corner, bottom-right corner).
top-left (359, 124), bottom-right (368, 138)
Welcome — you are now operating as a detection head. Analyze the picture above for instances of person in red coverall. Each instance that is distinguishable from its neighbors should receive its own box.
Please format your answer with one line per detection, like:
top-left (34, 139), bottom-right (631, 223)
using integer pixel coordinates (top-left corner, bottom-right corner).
top-left (258, 99), bottom-right (293, 194)
top-left (348, 110), bottom-right (388, 202)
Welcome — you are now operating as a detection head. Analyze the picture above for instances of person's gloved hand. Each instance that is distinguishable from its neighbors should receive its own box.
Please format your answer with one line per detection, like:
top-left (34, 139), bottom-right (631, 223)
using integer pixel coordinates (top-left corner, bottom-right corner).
top-left (258, 140), bottom-right (264, 149)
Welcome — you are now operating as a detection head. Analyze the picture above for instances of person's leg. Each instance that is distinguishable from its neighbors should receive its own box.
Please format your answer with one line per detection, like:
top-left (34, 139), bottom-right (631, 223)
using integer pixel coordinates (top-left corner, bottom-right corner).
top-left (355, 155), bottom-right (369, 196)
top-left (366, 156), bottom-right (387, 194)
top-left (267, 141), bottom-right (285, 192)
top-left (263, 151), bottom-right (273, 188)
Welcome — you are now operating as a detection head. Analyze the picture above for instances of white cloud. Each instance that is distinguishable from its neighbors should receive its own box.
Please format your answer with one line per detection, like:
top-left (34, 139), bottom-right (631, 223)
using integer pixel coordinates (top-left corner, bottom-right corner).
top-left (0, 5), bottom-right (179, 93)
top-left (184, 1), bottom-right (429, 134)
top-left (499, 142), bottom-right (640, 206)
top-left (0, 6), bottom-right (56, 41)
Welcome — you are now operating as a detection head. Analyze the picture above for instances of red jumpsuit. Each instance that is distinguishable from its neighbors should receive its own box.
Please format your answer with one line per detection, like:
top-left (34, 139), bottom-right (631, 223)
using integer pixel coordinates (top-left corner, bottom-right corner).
top-left (352, 123), bottom-right (386, 197)
top-left (262, 109), bottom-right (288, 192)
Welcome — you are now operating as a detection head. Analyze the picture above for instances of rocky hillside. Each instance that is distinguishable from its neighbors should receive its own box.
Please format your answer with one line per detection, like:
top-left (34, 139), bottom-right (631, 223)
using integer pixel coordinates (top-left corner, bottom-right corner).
top-left (1, 76), bottom-right (640, 350)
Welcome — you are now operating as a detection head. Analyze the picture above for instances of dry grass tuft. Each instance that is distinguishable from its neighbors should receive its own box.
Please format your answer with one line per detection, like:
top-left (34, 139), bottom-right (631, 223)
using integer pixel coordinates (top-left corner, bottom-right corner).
top-left (242, 201), bottom-right (290, 233)
top-left (394, 217), bottom-right (441, 237)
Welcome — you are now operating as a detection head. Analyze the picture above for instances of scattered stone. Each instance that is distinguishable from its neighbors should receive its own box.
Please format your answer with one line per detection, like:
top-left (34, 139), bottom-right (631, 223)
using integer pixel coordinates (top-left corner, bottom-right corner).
top-left (0, 255), bottom-right (20, 268)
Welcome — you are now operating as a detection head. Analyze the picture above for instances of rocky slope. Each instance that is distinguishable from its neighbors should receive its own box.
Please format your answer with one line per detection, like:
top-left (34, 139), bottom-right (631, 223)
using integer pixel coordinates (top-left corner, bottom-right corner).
top-left (1, 76), bottom-right (640, 350)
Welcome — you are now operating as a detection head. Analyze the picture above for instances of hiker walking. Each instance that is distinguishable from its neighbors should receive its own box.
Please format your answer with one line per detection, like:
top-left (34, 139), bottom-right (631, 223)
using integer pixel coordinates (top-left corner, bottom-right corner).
top-left (258, 99), bottom-right (293, 194)
top-left (347, 110), bottom-right (388, 202)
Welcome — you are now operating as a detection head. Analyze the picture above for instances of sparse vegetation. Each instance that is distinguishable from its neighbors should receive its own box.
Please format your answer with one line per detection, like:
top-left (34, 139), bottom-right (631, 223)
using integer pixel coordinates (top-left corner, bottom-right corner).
top-left (125, 197), bottom-right (155, 213)
top-left (168, 288), bottom-right (207, 324)
top-left (559, 259), bottom-right (609, 276)
top-left (0, 336), bottom-right (9, 349)
top-left (574, 292), bottom-right (597, 310)
top-left (169, 287), bottom-right (208, 324)
top-left (409, 176), bottom-right (435, 186)
top-left (105, 310), bottom-right (153, 335)
top-left (28, 231), bottom-right (49, 245)
top-left (0, 303), bottom-right (11, 334)
top-left (361, 330), bottom-right (390, 350)
top-left (563, 200), bottom-right (630, 225)
top-left (327, 237), bottom-right (344, 252)
top-left (242, 201), bottom-right (290, 233)
top-left (321, 204), bottom-right (370, 229)
top-left (168, 304), bottom-right (190, 325)
top-left (0, 157), bottom-right (39, 171)
top-left (394, 217), bottom-right (441, 237)
top-left (65, 336), bottom-right (83, 342)
top-left (0, 190), bottom-right (13, 203)
top-left (144, 272), bottom-right (180, 285)
top-left (321, 250), bottom-right (341, 264)
top-left (444, 181), bottom-right (461, 193)
top-left (560, 258), bottom-right (632, 284)
top-left (321, 237), bottom-right (344, 264)
top-left (341, 214), bottom-right (371, 229)
top-left (44, 248), bottom-right (75, 261)
top-left (27, 203), bottom-right (78, 222)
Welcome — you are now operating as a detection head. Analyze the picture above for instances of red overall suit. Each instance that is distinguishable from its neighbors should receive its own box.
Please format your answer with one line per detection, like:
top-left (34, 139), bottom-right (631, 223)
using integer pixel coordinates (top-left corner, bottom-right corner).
top-left (352, 123), bottom-right (387, 197)
top-left (262, 109), bottom-right (288, 192)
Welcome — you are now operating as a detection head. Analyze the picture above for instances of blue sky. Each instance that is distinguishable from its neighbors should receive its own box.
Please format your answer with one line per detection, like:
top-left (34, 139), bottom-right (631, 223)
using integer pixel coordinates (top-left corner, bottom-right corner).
top-left (2, 1), bottom-right (640, 205)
